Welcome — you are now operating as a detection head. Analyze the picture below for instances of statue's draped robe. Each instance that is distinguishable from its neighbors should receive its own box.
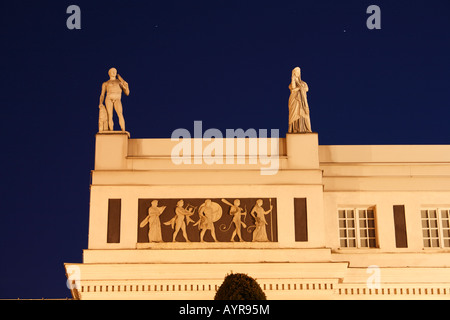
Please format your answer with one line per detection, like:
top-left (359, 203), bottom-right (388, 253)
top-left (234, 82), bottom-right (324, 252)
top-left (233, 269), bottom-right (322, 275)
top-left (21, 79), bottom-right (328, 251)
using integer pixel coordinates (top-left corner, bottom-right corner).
top-left (147, 206), bottom-right (163, 242)
top-left (252, 207), bottom-right (269, 242)
top-left (288, 79), bottom-right (312, 133)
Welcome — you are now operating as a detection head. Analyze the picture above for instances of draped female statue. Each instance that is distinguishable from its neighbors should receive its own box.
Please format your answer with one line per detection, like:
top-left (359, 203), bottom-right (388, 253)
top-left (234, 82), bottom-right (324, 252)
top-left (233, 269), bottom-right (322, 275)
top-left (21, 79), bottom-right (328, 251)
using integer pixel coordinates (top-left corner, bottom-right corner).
top-left (288, 67), bottom-right (312, 133)
top-left (140, 200), bottom-right (166, 242)
top-left (250, 199), bottom-right (273, 242)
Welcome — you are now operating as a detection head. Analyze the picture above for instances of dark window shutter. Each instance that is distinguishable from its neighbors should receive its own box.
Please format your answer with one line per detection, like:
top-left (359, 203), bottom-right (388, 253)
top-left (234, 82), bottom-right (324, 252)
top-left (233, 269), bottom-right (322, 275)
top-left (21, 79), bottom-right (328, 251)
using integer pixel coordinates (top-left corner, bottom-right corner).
top-left (393, 205), bottom-right (408, 248)
top-left (294, 198), bottom-right (308, 241)
top-left (107, 199), bottom-right (121, 243)
top-left (137, 199), bottom-right (150, 243)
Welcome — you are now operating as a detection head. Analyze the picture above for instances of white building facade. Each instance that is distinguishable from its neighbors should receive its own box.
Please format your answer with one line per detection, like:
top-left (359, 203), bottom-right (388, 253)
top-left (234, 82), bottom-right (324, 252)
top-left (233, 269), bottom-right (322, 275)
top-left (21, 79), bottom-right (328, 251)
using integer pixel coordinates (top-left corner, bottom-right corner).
top-left (64, 131), bottom-right (450, 299)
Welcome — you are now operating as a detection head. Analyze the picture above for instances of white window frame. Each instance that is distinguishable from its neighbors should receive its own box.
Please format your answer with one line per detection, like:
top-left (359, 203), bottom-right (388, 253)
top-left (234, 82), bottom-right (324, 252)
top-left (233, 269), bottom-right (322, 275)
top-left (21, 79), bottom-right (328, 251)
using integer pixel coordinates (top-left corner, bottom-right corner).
top-left (421, 208), bottom-right (450, 249)
top-left (338, 207), bottom-right (378, 249)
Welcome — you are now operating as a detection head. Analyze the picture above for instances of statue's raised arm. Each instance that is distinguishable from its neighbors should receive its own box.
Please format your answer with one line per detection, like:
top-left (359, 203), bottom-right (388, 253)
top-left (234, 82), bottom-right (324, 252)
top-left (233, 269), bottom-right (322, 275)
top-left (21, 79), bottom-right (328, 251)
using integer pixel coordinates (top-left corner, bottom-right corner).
top-left (117, 74), bottom-right (130, 96)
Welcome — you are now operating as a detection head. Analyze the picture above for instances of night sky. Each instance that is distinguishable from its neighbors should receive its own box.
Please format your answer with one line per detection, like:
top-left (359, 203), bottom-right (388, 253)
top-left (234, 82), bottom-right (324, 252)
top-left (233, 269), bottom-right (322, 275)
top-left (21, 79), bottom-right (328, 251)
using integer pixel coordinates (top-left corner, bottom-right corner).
top-left (1, 0), bottom-right (449, 299)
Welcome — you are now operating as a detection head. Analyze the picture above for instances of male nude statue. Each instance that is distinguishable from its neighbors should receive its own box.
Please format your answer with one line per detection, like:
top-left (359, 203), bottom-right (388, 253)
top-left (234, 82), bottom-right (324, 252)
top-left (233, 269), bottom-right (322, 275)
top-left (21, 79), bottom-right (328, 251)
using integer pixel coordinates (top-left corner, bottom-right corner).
top-left (99, 68), bottom-right (130, 131)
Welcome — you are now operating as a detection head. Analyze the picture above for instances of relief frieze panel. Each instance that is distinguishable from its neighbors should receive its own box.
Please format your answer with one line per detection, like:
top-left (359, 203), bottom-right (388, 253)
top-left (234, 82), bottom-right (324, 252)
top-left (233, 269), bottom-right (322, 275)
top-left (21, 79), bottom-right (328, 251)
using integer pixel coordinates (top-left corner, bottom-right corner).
top-left (137, 198), bottom-right (278, 243)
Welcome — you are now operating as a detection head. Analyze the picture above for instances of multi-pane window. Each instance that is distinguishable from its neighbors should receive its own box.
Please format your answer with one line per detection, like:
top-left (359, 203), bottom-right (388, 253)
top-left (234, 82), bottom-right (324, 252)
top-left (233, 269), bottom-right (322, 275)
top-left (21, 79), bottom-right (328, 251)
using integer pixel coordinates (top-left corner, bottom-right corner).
top-left (421, 209), bottom-right (450, 248)
top-left (339, 208), bottom-right (377, 248)
top-left (339, 209), bottom-right (356, 248)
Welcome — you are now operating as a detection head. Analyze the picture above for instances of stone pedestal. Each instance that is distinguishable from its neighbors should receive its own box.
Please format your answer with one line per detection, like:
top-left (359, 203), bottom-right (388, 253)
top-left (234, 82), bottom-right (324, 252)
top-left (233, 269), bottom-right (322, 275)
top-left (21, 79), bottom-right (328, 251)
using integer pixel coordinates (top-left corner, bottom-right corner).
top-left (286, 133), bottom-right (319, 169)
top-left (94, 131), bottom-right (130, 170)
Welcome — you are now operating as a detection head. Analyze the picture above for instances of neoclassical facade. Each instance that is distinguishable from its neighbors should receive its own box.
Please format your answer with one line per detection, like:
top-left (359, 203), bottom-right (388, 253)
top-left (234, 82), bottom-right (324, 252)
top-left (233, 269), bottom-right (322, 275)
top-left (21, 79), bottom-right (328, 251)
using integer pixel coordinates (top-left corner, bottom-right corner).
top-left (65, 131), bottom-right (450, 299)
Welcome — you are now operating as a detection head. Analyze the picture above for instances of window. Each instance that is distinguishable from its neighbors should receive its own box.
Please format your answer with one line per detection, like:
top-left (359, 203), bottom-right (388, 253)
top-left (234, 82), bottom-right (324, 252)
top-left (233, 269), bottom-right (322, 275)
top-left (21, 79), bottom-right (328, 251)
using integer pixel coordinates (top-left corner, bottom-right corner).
top-left (338, 208), bottom-right (377, 248)
top-left (421, 209), bottom-right (450, 248)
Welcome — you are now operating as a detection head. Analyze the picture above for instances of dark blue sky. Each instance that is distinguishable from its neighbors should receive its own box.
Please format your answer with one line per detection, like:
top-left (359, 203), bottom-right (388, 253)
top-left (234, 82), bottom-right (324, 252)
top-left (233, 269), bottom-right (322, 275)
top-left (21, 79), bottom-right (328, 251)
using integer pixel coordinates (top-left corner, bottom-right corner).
top-left (1, 0), bottom-right (449, 298)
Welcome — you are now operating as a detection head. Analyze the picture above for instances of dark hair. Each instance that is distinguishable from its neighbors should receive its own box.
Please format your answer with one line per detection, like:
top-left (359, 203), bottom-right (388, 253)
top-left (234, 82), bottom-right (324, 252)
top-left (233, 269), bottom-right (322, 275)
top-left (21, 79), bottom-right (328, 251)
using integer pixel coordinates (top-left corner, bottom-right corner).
top-left (214, 272), bottom-right (266, 300)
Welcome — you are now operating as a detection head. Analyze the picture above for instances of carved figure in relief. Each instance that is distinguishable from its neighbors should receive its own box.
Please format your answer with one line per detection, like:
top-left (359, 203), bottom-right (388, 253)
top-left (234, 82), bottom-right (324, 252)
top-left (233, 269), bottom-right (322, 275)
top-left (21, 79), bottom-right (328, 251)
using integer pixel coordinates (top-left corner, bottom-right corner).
top-left (98, 67), bottom-right (130, 131)
top-left (164, 200), bottom-right (195, 242)
top-left (194, 199), bottom-right (222, 242)
top-left (140, 200), bottom-right (166, 242)
top-left (288, 67), bottom-right (312, 133)
top-left (220, 199), bottom-right (247, 242)
top-left (250, 199), bottom-right (273, 242)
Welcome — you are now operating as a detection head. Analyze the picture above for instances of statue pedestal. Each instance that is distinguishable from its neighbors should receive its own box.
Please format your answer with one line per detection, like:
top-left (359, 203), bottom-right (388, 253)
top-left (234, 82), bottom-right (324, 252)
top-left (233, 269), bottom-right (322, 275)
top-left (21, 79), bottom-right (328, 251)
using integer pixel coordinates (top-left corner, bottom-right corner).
top-left (95, 131), bottom-right (130, 170)
top-left (97, 130), bottom-right (130, 138)
top-left (286, 133), bottom-right (319, 169)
